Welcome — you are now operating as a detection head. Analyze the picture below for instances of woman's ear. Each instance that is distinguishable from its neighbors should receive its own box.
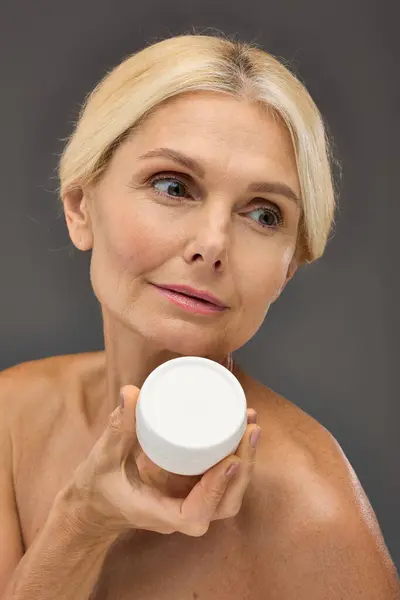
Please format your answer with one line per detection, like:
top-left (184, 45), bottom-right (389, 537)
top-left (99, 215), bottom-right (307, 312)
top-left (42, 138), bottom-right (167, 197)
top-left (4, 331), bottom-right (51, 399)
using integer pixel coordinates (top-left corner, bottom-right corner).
top-left (62, 186), bottom-right (94, 251)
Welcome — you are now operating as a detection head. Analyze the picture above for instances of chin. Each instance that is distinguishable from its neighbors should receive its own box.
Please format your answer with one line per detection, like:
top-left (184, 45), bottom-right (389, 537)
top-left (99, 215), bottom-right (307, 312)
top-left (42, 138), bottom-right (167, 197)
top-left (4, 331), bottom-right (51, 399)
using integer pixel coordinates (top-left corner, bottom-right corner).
top-left (140, 318), bottom-right (226, 356)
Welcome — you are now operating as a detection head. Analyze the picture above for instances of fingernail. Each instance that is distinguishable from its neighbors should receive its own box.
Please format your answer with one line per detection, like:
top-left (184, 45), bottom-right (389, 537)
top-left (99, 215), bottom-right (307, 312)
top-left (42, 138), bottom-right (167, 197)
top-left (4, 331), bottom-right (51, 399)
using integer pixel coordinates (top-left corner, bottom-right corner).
top-left (226, 463), bottom-right (239, 478)
top-left (120, 391), bottom-right (124, 409)
top-left (250, 428), bottom-right (261, 448)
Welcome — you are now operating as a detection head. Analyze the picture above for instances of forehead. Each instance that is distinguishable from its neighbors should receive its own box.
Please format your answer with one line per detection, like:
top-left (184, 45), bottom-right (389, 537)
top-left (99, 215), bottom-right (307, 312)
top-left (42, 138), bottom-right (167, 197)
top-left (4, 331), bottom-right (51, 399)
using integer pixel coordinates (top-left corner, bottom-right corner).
top-left (121, 91), bottom-right (300, 192)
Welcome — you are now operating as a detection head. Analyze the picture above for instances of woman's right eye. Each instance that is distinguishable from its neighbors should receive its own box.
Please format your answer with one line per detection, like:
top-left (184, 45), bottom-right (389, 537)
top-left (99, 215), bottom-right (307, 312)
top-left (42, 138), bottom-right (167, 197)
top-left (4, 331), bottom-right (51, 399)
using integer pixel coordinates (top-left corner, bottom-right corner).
top-left (150, 175), bottom-right (191, 199)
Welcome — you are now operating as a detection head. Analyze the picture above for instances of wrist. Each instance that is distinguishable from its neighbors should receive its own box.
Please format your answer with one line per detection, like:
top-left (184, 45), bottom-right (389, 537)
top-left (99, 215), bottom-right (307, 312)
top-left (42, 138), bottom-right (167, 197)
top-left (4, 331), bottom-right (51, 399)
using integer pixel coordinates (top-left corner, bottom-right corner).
top-left (52, 482), bottom-right (121, 547)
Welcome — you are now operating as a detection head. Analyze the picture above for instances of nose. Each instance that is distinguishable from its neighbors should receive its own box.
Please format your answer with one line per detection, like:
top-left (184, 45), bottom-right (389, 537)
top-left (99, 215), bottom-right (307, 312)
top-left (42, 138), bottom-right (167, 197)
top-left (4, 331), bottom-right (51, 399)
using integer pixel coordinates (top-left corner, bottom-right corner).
top-left (184, 206), bottom-right (231, 269)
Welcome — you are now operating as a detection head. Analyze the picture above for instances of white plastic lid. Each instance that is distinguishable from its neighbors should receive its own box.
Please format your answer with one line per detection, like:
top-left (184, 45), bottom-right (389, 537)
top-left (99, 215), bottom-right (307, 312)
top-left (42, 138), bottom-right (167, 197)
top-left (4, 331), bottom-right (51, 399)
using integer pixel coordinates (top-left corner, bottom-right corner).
top-left (136, 356), bottom-right (247, 476)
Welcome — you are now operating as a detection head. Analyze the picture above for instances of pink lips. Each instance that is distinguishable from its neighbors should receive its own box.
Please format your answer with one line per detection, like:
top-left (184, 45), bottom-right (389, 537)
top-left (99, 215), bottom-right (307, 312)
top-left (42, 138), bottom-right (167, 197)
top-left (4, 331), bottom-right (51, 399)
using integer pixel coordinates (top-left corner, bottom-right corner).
top-left (152, 285), bottom-right (227, 315)
top-left (152, 283), bottom-right (227, 308)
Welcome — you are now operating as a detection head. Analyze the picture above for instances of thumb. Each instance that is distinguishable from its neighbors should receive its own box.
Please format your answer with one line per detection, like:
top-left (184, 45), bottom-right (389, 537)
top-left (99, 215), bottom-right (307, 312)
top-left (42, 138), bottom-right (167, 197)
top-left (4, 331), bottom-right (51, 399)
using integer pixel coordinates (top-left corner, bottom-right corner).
top-left (102, 385), bottom-right (141, 462)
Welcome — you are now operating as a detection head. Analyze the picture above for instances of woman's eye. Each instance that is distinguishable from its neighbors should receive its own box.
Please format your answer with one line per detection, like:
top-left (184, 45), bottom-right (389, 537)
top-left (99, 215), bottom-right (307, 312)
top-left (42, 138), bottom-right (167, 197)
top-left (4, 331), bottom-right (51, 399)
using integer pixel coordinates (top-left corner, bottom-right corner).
top-left (151, 176), bottom-right (189, 198)
top-left (246, 206), bottom-right (284, 229)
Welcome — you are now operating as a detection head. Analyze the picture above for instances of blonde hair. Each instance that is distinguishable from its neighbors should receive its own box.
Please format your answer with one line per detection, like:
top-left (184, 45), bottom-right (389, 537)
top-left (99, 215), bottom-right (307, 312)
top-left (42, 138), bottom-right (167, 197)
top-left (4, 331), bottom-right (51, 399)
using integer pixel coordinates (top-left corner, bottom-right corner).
top-left (58, 32), bottom-right (340, 264)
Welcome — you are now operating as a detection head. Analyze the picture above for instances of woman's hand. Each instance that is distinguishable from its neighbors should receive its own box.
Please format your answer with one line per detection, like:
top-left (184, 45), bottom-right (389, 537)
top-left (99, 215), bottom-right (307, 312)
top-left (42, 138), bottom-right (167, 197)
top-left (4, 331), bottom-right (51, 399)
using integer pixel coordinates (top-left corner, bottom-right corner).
top-left (62, 385), bottom-right (261, 540)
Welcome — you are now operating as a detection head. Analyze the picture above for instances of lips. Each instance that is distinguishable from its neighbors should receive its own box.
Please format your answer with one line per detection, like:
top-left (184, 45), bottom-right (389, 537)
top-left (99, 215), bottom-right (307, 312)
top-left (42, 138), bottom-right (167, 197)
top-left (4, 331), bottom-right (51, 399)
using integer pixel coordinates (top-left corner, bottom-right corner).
top-left (153, 285), bottom-right (226, 315)
top-left (152, 283), bottom-right (228, 308)
top-left (170, 290), bottom-right (213, 305)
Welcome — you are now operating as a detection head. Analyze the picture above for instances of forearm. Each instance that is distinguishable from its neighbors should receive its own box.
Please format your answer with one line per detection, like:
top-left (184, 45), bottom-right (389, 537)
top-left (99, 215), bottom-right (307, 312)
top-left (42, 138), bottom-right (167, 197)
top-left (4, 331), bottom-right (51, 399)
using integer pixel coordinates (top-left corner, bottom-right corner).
top-left (2, 488), bottom-right (119, 600)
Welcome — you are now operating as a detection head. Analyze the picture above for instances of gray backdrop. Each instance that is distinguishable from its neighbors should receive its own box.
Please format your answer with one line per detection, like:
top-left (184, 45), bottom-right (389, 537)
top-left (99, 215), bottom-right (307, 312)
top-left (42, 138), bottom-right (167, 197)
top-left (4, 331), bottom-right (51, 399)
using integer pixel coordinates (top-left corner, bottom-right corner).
top-left (1, 0), bottom-right (399, 570)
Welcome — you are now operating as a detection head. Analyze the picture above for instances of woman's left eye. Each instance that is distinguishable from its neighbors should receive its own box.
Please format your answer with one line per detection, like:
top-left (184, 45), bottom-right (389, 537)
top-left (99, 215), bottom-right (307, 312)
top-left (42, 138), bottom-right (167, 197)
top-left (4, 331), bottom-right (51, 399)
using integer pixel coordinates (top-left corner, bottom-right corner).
top-left (149, 175), bottom-right (283, 230)
top-left (246, 205), bottom-right (284, 229)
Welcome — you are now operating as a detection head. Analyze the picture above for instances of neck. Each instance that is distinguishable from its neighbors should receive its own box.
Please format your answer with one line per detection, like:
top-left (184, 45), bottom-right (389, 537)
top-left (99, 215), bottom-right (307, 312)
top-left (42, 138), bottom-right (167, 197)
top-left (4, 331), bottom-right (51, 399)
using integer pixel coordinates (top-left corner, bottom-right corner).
top-left (92, 309), bottom-right (233, 425)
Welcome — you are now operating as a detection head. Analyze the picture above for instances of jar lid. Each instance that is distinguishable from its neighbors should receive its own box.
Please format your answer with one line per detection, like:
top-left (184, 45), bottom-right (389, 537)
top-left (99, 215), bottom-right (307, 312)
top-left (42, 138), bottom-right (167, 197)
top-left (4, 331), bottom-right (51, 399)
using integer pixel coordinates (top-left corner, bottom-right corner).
top-left (136, 356), bottom-right (247, 476)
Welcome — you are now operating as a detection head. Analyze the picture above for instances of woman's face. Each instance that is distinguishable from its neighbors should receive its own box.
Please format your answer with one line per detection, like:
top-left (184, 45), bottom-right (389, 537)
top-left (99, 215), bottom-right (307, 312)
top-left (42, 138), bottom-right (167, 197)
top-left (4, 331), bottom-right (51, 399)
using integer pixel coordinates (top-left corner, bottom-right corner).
top-left (65, 91), bottom-right (302, 357)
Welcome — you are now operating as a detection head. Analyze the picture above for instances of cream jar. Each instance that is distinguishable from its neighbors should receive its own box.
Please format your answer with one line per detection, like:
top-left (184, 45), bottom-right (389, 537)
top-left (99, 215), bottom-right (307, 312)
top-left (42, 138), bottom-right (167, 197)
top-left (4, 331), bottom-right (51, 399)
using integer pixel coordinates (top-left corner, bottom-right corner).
top-left (135, 356), bottom-right (247, 476)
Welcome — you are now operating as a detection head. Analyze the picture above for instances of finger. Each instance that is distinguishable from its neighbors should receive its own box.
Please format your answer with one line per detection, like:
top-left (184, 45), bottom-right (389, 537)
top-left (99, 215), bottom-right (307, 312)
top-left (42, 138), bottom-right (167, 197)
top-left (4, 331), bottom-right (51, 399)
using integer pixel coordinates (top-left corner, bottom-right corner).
top-left (177, 457), bottom-right (241, 536)
top-left (96, 385), bottom-right (141, 465)
top-left (213, 423), bottom-right (261, 520)
top-left (247, 408), bottom-right (257, 424)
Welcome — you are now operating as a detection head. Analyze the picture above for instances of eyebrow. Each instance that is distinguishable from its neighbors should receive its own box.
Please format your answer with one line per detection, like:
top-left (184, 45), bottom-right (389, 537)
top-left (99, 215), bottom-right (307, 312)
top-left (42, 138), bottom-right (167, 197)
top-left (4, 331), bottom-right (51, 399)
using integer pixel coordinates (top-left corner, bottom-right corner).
top-left (137, 147), bottom-right (301, 205)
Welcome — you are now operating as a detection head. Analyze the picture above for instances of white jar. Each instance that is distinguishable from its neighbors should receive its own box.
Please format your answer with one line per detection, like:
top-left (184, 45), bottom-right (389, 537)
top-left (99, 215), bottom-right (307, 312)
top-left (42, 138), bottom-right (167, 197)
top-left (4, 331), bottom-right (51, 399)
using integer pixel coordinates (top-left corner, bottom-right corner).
top-left (135, 356), bottom-right (247, 476)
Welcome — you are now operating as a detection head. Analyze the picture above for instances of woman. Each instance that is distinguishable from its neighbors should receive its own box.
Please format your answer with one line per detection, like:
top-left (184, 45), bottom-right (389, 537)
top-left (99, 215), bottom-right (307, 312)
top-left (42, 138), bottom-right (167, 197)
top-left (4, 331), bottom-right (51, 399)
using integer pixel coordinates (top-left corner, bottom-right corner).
top-left (0, 33), bottom-right (398, 599)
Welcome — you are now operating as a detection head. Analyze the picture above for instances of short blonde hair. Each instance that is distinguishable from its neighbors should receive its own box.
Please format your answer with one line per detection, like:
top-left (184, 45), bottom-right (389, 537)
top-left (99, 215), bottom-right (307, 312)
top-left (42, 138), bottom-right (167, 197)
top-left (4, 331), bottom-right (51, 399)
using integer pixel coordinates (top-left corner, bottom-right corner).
top-left (58, 33), bottom-right (340, 264)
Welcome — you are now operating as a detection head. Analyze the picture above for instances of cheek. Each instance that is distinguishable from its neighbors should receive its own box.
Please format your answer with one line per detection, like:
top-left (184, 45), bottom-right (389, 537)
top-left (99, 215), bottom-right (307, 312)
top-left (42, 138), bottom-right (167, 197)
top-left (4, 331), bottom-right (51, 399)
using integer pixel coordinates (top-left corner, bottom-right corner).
top-left (243, 249), bottom-right (292, 306)
top-left (89, 215), bottom-right (162, 309)
top-left (96, 208), bottom-right (169, 276)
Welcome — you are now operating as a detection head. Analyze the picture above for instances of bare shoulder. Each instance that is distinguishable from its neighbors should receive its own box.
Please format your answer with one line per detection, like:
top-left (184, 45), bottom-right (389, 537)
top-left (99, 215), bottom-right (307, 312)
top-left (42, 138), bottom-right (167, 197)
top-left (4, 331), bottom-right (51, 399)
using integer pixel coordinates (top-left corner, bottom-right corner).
top-left (0, 354), bottom-right (75, 397)
top-left (0, 351), bottom-right (104, 393)
top-left (238, 366), bottom-right (400, 595)
top-left (0, 352), bottom-right (105, 435)
top-left (235, 363), bottom-right (335, 455)
top-left (236, 363), bottom-right (379, 521)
